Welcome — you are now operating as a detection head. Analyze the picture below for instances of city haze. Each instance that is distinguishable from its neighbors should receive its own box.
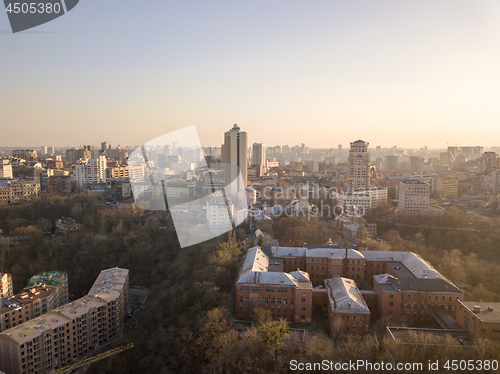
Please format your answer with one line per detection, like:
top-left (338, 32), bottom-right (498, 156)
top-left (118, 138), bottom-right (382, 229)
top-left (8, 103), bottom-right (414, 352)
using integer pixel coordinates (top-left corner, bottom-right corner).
top-left (1, 0), bottom-right (500, 148)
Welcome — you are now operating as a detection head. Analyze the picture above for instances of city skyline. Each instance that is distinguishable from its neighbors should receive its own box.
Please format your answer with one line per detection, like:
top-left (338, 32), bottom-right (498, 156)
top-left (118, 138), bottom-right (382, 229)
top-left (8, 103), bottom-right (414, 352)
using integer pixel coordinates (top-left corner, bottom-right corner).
top-left (2, 1), bottom-right (500, 148)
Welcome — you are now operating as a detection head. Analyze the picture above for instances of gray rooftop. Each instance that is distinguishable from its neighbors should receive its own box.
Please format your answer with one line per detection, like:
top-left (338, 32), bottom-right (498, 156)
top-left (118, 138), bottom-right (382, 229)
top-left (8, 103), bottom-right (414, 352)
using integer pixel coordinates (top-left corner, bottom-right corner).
top-left (325, 276), bottom-right (370, 314)
top-left (461, 301), bottom-right (500, 323)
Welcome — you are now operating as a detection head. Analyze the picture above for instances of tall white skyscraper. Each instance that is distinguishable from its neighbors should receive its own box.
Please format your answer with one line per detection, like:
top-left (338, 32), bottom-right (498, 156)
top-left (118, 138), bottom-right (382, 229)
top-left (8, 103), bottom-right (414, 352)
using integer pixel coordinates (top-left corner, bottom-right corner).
top-left (252, 143), bottom-right (266, 166)
top-left (223, 124), bottom-right (247, 191)
top-left (346, 140), bottom-right (370, 191)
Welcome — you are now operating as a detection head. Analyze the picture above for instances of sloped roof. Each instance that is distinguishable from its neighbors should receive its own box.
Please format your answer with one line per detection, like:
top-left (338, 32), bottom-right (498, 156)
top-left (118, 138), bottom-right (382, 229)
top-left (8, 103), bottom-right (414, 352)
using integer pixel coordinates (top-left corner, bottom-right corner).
top-left (237, 246), bottom-right (269, 283)
top-left (269, 246), bottom-right (307, 258)
top-left (307, 247), bottom-right (364, 259)
top-left (237, 247), bottom-right (313, 288)
top-left (325, 277), bottom-right (370, 314)
top-left (289, 270), bottom-right (310, 282)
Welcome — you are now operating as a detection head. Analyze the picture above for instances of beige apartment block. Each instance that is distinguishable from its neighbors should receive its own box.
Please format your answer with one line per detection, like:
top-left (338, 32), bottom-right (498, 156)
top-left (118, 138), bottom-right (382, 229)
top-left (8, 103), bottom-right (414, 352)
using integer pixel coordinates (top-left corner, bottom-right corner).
top-left (0, 268), bottom-right (129, 374)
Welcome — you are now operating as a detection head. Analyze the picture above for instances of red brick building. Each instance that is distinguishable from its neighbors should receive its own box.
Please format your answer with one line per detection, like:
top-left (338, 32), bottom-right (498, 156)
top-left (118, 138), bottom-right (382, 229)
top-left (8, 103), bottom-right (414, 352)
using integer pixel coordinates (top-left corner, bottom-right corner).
top-left (456, 300), bottom-right (500, 341)
top-left (236, 247), bottom-right (313, 322)
top-left (325, 276), bottom-right (371, 338)
top-left (236, 245), bottom-right (463, 335)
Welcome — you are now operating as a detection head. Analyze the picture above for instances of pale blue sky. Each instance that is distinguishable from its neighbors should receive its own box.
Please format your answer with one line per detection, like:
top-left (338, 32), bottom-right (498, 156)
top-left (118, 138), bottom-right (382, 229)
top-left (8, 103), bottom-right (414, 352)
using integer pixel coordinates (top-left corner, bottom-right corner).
top-left (1, 0), bottom-right (500, 148)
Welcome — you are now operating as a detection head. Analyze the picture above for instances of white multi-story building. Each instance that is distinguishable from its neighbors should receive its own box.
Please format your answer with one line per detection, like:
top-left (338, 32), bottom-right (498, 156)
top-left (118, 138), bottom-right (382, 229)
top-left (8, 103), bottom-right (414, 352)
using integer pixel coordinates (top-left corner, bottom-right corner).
top-left (398, 179), bottom-right (430, 215)
top-left (0, 160), bottom-right (12, 179)
top-left (336, 191), bottom-right (371, 216)
top-left (206, 195), bottom-right (234, 232)
top-left (72, 156), bottom-right (107, 188)
top-left (345, 140), bottom-right (370, 191)
top-left (369, 187), bottom-right (388, 208)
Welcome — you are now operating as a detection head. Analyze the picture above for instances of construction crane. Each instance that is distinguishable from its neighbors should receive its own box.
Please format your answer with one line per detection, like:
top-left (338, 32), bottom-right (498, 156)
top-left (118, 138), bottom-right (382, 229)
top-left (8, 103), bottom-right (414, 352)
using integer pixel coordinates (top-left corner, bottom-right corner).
top-left (49, 342), bottom-right (134, 374)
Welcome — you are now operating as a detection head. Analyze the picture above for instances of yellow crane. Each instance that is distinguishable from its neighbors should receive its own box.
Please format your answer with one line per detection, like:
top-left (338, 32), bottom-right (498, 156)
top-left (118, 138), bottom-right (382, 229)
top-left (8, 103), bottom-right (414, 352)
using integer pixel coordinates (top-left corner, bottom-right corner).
top-left (49, 342), bottom-right (134, 374)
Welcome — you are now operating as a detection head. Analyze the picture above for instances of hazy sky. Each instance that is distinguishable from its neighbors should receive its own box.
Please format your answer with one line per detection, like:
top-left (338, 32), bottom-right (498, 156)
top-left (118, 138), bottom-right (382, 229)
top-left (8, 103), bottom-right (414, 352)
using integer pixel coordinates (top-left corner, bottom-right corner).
top-left (1, 0), bottom-right (500, 149)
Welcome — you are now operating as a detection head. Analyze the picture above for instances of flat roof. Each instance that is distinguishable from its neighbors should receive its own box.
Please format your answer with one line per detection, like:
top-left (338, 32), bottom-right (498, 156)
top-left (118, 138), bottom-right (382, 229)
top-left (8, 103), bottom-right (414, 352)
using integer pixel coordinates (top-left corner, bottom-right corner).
top-left (387, 327), bottom-right (475, 346)
top-left (461, 301), bottom-right (500, 323)
top-left (386, 261), bottom-right (415, 279)
top-left (13, 287), bottom-right (55, 305)
top-left (25, 271), bottom-right (67, 289)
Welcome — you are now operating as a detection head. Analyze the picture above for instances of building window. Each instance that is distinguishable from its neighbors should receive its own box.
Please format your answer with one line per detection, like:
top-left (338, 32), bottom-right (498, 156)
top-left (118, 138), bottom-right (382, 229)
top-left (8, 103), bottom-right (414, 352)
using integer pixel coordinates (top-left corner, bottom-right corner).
top-left (302, 291), bottom-right (306, 296)
top-left (301, 307), bottom-right (306, 312)
top-left (239, 297), bottom-right (243, 303)
top-left (302, 298), bottom-right (306, 303)
top-left (390, 294), bottom-right (394, 299)
top-left (389, 302), bottom-right (393, 307)
top-left (266, 288), bottom-right (275, 293)
top-left (253, 287), bottom-right (261, 292)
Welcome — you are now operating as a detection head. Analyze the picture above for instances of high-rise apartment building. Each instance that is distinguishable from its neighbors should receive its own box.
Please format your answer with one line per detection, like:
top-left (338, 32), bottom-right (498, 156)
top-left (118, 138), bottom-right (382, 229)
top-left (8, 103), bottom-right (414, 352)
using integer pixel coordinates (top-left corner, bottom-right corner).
top-left (398, 179), bottom-right (430, 215)
top-left (436, 177), bottom-right (459, 199)
top-left (101, 141), bottom-right (111, 152)
top-left (409, 156), bottom-right (424, 172)
top-left (72, 156), bottom-right (107, 188)
top-left (345, 140), bottom-right (370, 191)
top-left (0, 268), bottom-right (128, 374)
top-left (480, 152), bottom-right (499, 173)
top-left (385, 155), bottom-right (399, 171)
top-left (65, 147), bottom-right (92, 164)
top-left (448, 146), bottom-right (483, 162)
top-left (223, 124), bottom-right (247, 192)
top-left (252, 143), bottom-right (266, 166)
top-left (0, 272), bottom-right (68, 333)
top-left (12, 150), bottom-right (37, 161)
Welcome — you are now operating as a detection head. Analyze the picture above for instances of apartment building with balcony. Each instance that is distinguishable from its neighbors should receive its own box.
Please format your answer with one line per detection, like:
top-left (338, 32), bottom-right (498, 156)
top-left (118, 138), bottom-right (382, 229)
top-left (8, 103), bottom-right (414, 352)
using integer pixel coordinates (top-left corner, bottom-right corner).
top-left (0, 267), bottom-right (128, 374)
top-left (0, 179), bottom-right (39, 205)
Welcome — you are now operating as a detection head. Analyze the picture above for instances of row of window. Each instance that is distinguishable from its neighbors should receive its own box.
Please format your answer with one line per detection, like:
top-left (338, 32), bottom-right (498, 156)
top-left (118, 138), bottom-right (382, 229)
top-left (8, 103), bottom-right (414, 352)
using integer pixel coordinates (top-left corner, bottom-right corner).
top-left (401, 294), bottom-right (454, 303)
top-left (239, 297), bottom-right (295, 305)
